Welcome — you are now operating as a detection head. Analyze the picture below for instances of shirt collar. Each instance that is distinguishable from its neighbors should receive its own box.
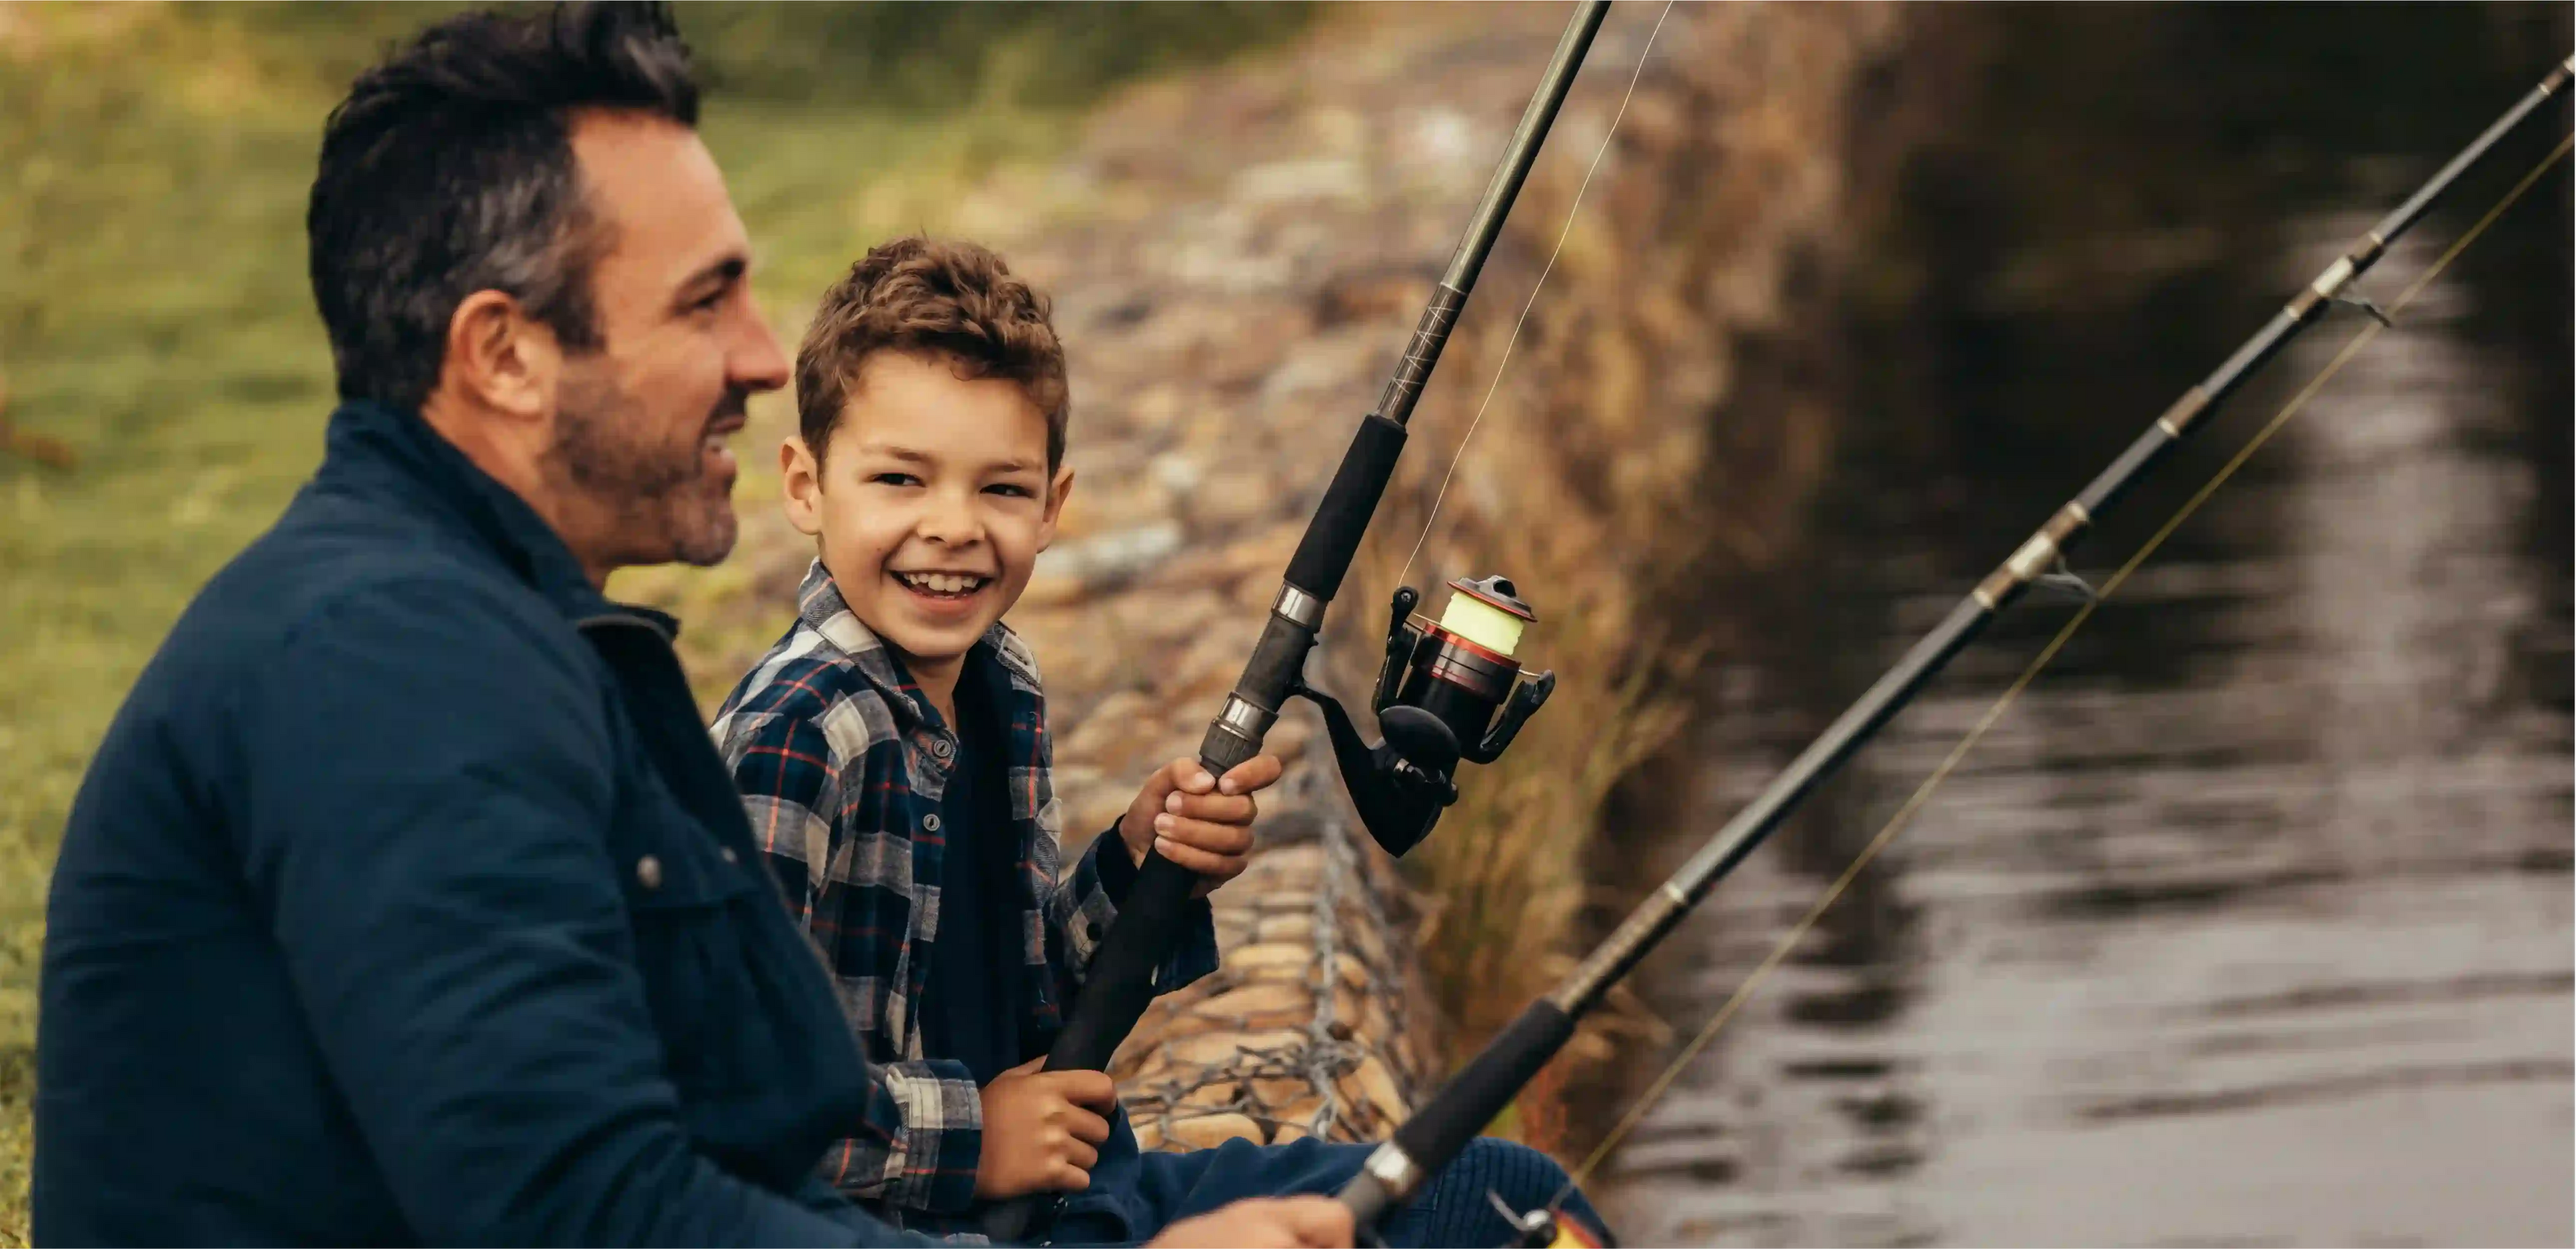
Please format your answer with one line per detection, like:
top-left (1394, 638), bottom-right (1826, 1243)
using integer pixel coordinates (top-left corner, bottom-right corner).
top-left (793, 559), bottom-right (1037, 729)
top-left (315, 398), bottom-right (676, 634)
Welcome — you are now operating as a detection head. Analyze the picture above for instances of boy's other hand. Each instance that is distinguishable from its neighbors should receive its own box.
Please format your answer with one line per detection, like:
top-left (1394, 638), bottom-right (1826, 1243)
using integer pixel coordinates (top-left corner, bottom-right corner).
top-left (973, 1056), bottom-right (1116, 1199)
top-left (1145, 1196), bottom-right (1356, 1248)
top-left (1118, 754), bottom-right (1284, 898)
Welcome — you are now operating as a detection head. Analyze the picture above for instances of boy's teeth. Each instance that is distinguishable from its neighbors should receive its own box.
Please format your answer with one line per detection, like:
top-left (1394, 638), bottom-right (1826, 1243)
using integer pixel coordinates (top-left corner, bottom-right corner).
top-left (899, 572), bottom-right (985, 595)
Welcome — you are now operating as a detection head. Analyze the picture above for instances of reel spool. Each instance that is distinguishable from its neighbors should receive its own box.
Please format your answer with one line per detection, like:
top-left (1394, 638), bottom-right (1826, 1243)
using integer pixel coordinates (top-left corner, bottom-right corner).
top-left (1290, 574), bottom-right (1556, 857)
top-left (1375, 575), bottom-right (1553, 775)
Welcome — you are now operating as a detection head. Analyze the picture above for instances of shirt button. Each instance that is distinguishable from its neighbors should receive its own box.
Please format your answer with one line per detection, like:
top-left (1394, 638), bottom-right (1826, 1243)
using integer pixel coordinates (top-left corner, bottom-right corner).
top-left (636, 856), bottom-right (663, 889)
top-left (923, 814), bottom-right (942, 834)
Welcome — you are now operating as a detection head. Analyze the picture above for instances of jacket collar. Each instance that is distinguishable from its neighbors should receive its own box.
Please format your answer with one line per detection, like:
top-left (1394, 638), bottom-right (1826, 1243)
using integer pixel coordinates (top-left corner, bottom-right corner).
top-left (312, 399), bottom-right (677, 635)
top-left (792, 558), bottom-right (1038, 732)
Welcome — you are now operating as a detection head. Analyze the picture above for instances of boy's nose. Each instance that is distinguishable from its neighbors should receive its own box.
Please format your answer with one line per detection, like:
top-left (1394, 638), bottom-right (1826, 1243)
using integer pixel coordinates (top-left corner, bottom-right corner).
top-left (916, 493), bottom-right (984, 545)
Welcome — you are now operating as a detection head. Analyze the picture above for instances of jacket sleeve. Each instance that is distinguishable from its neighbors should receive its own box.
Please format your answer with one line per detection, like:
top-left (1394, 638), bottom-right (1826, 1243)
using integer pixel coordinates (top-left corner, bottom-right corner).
top-left (1044, 826), bottom-right (1221, 1005)
top-left (234, 578), bottom-right (936, 1248)
top-left (718, 708), bottom-right (986, 1215)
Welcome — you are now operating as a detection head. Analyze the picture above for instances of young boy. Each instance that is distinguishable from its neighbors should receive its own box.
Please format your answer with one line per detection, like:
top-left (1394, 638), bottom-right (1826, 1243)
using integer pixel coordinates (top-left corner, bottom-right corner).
top-left (712, 237), bottom-right (1609, 1247)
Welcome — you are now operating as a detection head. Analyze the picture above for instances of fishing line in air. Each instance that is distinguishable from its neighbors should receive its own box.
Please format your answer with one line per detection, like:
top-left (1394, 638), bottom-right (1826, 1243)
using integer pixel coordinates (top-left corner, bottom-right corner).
top-left (1394, 0), bottom-right (1678, 591)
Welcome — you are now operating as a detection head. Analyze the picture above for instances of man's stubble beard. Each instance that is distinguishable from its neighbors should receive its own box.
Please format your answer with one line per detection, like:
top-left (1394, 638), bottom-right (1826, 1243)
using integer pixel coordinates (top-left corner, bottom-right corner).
top-left (547, 362), bottom-right (743, 572)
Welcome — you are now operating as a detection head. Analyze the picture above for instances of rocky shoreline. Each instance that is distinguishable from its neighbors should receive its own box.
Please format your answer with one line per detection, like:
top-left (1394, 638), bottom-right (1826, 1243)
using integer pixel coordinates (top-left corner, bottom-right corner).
top-left (687, 0), bottom-right (1931, 1152)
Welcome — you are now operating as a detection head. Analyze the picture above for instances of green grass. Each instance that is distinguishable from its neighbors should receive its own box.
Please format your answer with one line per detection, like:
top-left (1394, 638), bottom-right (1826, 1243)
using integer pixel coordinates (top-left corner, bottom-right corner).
top-left (0, 4), bottom-right (1307, 1239)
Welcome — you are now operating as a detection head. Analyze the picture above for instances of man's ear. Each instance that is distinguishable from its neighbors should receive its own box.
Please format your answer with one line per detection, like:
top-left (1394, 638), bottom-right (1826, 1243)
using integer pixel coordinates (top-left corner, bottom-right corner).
top-left (1036, 465), bottom-right (1075, 553)
top-left (780, 435), bottom-right (824, 537)
top-left (441, 289), bottom-right (558, 423)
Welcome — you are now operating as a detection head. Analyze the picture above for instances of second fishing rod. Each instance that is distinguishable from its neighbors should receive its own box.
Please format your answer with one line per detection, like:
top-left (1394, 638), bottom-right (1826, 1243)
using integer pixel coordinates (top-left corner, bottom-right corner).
top-left (1334, 49), bottom-right (2576, 1245)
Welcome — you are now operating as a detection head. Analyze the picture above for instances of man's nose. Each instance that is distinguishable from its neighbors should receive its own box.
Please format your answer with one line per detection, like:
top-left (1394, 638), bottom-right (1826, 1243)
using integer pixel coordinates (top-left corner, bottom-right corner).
top-left (732, 301), bottom-right (791, 394)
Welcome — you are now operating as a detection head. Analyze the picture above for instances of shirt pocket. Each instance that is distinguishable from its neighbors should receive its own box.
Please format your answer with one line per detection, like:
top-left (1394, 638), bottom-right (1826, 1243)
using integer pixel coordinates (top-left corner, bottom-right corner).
top-left (606, 790), bottom-right (765, 1099)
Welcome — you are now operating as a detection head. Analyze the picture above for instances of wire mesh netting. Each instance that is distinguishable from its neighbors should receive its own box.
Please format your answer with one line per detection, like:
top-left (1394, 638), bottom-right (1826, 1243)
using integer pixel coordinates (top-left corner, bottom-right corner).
top-left (1106, 765), bottom-right (1442, 1152)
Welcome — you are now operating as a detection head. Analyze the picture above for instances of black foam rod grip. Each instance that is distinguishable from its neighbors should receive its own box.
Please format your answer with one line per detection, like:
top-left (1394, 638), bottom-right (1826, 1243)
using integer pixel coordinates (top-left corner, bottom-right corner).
top-left (1046, 610), bottom-right (1321, 1071)
top-left (1044, 853), bottom-right (1200, 1071)
top-left (1285, 415), bottom-right (1408, 600)
top-left (1387, 1000), bottom-right (1577, 1196)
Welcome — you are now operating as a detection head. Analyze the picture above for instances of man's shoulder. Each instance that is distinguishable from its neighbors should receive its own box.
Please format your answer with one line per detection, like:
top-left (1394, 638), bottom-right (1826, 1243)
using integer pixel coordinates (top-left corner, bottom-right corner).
top-left (155, 492), bottom-right (569, 693)
top-left (235, 505), bottom-right (580, 671)
top-left (709, 622), bottom-right (905, 769)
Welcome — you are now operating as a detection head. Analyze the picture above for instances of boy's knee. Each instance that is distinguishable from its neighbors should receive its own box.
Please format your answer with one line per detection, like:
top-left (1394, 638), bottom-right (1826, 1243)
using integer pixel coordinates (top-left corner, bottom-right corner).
top-left (1445, 1137), bottom-right (1577, 1205)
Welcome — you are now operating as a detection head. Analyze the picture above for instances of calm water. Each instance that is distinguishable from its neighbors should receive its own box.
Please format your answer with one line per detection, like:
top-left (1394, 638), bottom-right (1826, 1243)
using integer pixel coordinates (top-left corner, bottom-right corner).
top-left (1591, 32), bottom-right (2574, 1248)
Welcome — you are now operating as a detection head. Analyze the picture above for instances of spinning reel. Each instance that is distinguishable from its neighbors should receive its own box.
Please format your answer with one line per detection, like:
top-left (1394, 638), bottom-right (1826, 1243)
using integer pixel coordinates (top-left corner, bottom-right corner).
top-left (1290, 574), bottom-right (1556, 857)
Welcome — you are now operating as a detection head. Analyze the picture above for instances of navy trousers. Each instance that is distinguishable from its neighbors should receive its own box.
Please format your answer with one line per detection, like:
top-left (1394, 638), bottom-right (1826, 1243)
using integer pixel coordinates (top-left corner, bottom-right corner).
top-left (1046, 1134), bottom-right (1612, 1248)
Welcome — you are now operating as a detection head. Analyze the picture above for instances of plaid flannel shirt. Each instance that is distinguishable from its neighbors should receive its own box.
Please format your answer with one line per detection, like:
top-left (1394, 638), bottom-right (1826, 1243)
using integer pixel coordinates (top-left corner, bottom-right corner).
top-left (710, 560), bottom-right (1219, 1235)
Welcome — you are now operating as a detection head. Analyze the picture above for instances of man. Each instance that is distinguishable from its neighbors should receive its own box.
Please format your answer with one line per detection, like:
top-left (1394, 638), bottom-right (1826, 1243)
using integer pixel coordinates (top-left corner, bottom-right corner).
top-left (30, 5), bottom-right (1350, 1246)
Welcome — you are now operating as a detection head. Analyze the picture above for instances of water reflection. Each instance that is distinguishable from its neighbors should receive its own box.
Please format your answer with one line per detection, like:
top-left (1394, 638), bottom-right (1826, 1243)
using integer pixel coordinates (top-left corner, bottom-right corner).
top-left (1593, 82), bottom-right (2572, 1249)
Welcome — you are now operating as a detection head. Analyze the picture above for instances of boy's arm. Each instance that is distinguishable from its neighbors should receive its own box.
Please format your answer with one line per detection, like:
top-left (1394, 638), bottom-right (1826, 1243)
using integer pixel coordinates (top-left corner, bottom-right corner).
top-left (718, 705), bottom-right (987, 1216)
top-left (815, 1065), bottom-right (985, 1215)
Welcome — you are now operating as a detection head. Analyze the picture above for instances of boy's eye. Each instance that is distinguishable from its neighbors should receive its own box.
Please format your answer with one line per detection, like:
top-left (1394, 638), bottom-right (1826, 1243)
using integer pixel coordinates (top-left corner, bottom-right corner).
top-left (868, 472), bottom-right (922, 488)
top-left (985, 482), bottom-right (1036, 498)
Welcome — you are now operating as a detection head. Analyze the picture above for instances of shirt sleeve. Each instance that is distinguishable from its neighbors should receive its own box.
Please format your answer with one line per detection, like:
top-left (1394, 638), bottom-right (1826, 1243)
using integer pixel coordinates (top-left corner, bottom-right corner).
top-left (718, 704), bottom-right (986, 1216)
top-left (234, 578), bottom-right (932, 1248)
top-left (812, 1058), bottom-right (987, 1215)
top-left (717, 706), bottom-right (840, 924)
top-left (1045, 824), bottom-right (1220, 1005)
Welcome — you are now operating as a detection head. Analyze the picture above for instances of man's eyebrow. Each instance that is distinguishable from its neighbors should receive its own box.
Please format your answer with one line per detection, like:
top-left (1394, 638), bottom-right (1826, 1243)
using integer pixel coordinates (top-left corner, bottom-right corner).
top-left (678, 253), bottom-right (749, 300)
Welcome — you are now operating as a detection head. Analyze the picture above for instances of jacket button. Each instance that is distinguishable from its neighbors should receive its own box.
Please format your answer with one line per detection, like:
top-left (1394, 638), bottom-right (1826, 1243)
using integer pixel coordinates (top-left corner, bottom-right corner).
top-left (1083, 919), bottom-right (1102, 943)
top-left (922, 814), bottom-right (942, 834)
top-left (932, 739), bottom-right (953, 760)
top-left (636, 856), bottom-right (663, 889)
top-left (719, 847), bottom-right (738, 865)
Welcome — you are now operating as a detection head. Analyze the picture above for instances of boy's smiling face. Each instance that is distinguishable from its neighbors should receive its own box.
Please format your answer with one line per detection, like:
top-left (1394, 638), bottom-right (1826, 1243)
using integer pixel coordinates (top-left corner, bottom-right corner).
top-left (781, 349), bottom-right (1073, 693)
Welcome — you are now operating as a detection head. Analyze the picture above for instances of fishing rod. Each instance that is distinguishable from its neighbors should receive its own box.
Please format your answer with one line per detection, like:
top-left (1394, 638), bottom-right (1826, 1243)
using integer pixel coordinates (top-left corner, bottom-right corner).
top-left (1335, 52), bottom-right (2576, 1246)
top-left (983, 3), bottom-right (1611, 1240)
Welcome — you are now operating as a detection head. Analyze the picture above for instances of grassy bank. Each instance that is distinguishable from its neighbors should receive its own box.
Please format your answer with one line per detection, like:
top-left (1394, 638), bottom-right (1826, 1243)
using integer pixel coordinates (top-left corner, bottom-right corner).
top-left (0, 5), bottom-right (1305, 1238)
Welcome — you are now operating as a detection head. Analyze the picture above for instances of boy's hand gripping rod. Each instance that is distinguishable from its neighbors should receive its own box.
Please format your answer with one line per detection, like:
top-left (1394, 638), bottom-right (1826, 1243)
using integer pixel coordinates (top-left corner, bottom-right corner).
top-left (982, 3), bottom-right (1609, 1241)
top-left (1334, 52), bottom-right (2576, 1244)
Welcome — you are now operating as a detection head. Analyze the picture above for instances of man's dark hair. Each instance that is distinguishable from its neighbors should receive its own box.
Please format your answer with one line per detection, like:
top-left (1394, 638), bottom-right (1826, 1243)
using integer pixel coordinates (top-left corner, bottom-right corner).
top-left (307, 1), bottom-right (700, 414)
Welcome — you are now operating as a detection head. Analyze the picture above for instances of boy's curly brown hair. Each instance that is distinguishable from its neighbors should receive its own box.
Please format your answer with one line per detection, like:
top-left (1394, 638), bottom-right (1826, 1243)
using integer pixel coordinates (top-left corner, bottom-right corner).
top-left (794, 236), bottom-right (1070, 470)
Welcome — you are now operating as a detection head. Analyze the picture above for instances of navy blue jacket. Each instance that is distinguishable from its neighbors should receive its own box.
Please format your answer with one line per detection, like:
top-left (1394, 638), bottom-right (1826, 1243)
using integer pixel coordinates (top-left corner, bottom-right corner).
top-left (34, 400), bottom-right (943, 1246)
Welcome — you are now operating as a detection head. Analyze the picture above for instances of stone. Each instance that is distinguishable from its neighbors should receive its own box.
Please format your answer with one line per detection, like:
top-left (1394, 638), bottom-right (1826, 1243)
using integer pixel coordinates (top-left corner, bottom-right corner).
top-left (1219, 942), bottom-right (1313, 983)
top-left (1169, 1113), bottom-right (1266, 1150)
top-left (1193, 981), bottom-right (1312, 1030)
top-left (1334, 1056), bottom-right (1410, 1124)
top-left (1159, 1028), bottom-right (1309, 1069)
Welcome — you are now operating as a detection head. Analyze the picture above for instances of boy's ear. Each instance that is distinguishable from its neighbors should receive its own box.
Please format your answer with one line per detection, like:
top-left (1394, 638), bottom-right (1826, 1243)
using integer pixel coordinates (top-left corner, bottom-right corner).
top-left (780, 435), bottom-right (824, 538)
top-left (1036, 466), bottom-right (1076, 553)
